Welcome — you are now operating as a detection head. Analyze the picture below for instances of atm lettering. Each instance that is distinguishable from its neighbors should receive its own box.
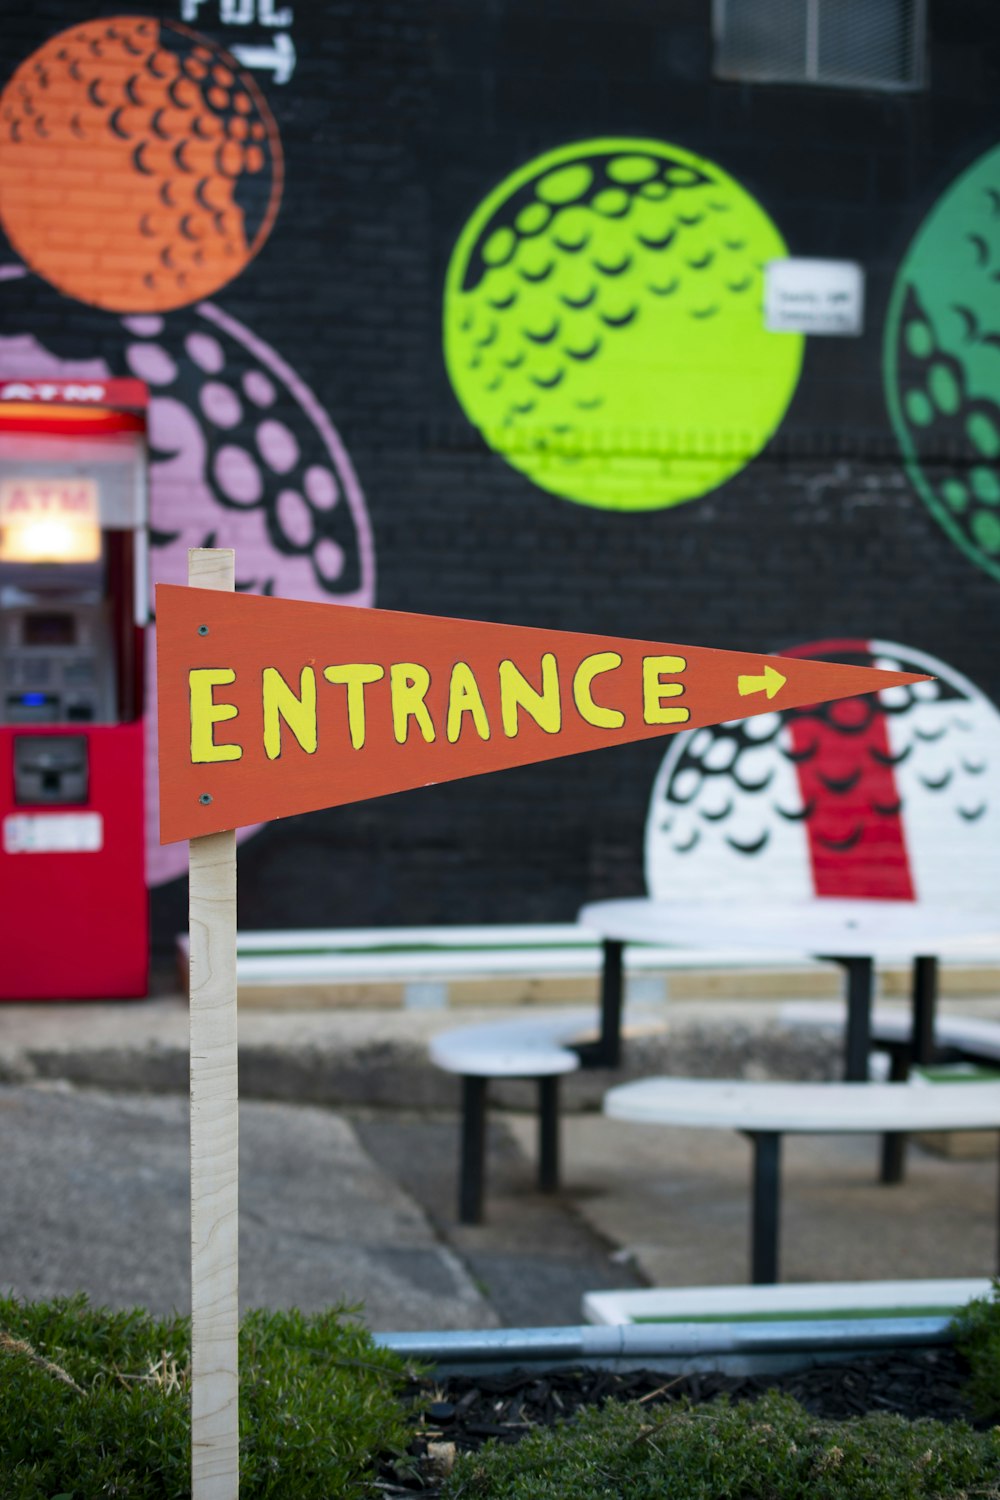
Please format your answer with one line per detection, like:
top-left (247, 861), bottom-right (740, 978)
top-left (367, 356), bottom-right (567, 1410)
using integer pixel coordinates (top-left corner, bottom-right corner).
top-left (0, 380), bottom-right (105, 402)
top-left (62, 384), bottom-right (106, 402)
top-left (1, 482), bottom-right (95, 514)
top-left (59, 486), bottom-right (95, 513)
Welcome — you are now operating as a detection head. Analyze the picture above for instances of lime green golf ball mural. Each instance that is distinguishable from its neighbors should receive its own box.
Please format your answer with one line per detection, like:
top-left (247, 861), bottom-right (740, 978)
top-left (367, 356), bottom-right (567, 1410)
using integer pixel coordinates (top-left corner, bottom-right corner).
top-left (443, 138), bottom-right (804, 512)
top-left (885, 143), bottom-right (1000, 579)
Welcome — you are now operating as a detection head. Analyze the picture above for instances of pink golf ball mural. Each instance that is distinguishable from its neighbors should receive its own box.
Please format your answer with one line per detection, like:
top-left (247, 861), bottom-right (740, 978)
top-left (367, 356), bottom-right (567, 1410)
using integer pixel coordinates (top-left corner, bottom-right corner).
top-left (0, 264), bottom-right (375, 885)
top-left (645, 639), bottom-right (1000, 910)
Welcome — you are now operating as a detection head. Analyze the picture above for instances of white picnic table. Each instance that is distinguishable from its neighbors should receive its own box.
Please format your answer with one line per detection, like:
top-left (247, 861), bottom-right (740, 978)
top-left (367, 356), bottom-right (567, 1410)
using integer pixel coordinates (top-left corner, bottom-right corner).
top-left (579, 896), bottom-right (1000, 1081)
top-left (604, 1074), bottom-right (1000, 1282)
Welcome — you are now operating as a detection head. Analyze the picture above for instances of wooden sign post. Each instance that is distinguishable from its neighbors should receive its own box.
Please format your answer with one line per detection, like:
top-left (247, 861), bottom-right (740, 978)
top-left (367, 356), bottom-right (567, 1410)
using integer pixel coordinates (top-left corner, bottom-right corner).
top-left (186, 549), bottom-right (240, 1498)
top-left (160, 554), bottom-right (928, 1495)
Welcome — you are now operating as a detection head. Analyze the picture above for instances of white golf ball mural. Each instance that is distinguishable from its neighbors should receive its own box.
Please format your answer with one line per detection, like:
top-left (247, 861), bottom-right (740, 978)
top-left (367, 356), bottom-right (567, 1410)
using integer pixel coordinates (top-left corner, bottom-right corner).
top-left (645, 639), bottom-right (1000, 910)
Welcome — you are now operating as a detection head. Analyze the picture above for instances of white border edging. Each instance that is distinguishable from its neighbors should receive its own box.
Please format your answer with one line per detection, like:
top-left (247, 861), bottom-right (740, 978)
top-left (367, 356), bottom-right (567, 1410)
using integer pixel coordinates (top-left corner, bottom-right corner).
top-left (582, 1277), bottom-right (993, 1326)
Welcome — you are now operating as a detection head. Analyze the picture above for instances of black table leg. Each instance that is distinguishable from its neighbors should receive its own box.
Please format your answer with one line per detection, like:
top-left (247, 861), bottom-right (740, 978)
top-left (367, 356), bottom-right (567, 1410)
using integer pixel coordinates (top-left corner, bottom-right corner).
top-left (912, 956), bottom-right (938, 1065)
top-left (830, 956), bottom-right (874, 1082)
top-left (600, 938), bottom-right (624, 1068)
top-left (574, 939), bottom-right (624, 1070)
top-left (459, 1075), bottom-right (487, 1224)
top-left (880, 956), bottom-right (938, 1184)
top-left (880, 1044), bottom-right (911, 1183)
top-left (538, 1076), bottom-right (560, 1192)
top-left (747, 1131), bottom-right (782, 1284)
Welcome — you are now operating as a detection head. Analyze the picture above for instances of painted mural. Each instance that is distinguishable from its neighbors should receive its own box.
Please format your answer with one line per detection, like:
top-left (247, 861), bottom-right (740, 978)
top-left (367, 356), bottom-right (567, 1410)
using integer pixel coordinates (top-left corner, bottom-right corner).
top-left (644, 640), bottom-right (1000, 910)
top-left (0, 17), bottom-right (374, 886)
top-left (443, 138), bottom-right (804, 512)
top-left (884, 143), bottom-right (1000, 580)
top-left (0, 267), bottom-right (375, 884)
top-left (0, 16), bottom-right (282, 312)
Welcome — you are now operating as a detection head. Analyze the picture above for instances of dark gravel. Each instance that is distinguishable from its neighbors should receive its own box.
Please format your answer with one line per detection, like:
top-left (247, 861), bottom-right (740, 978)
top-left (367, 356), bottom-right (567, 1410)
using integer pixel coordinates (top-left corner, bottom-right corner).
top-left (383, 1347), bottom-right (981, 1493)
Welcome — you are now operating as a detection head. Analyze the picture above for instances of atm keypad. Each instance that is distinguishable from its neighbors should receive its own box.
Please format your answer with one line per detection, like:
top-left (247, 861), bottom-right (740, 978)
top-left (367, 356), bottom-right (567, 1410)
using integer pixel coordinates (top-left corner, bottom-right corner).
top-left (11, 657), bottom-right (51, 686)
top-left (0, 608), bottom-right (114, 725)
top-left (63, 658), bottom-right (95, 684)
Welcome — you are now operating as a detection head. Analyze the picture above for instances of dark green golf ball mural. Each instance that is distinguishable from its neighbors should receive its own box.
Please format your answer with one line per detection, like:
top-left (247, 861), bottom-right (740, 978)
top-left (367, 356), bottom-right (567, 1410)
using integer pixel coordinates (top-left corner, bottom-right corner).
top-left (443, 138), bottom-right (804, 512)
top-left (885, 143), bottom-right (1000, 579)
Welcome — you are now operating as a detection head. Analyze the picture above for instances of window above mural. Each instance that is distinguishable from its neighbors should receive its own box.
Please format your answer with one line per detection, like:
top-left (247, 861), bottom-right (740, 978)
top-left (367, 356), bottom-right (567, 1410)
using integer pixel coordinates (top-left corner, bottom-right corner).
top-left (713, 0), bottom-right (926, 92)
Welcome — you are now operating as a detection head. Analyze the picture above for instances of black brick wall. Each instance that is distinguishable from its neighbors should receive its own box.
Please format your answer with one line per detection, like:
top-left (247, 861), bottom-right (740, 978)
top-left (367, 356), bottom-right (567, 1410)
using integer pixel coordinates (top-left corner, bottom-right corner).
top-left (2, 0), bottom-right (999, 955)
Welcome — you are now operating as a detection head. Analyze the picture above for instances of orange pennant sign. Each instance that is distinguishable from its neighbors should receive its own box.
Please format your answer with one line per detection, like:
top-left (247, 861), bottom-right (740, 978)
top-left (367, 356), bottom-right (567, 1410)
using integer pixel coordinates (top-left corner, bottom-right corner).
top-left (156, 585), bottom-right (929, 844)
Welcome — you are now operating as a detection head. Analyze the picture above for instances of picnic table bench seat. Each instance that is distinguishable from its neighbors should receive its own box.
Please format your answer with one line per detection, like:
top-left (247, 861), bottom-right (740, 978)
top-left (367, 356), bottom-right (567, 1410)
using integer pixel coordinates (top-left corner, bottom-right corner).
top-left (779, 1001), bottom-right (1000, 1065)
top-left (603, 1075), bottom-right (1000, 1284)
top-left (429, 1007), bottom-right (662, 1223)
top-left (779, 1001), bottom-right (1000, 1182)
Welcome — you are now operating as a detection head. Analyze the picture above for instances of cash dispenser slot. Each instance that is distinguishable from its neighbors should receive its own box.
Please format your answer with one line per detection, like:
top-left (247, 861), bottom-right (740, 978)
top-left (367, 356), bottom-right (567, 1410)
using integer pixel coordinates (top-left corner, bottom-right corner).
top-left (13, 734), bottom-right (89, 805)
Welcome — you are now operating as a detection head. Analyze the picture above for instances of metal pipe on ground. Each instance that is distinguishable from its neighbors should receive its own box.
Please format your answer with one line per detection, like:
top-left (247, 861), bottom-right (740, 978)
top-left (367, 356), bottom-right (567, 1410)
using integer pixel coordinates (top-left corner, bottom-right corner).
top-left (376, 1316), bottom-right (956, 1377)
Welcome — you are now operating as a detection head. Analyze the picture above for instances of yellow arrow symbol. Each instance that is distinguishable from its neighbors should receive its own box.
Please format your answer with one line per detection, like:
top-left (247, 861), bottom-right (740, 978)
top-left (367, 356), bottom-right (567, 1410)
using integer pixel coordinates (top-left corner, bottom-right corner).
top-left (737, 664), bottom-right (787, 700)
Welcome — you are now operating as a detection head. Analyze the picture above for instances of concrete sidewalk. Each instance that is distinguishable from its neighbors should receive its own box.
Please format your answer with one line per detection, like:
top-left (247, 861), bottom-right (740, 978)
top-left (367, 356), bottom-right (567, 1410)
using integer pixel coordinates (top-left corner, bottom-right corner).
top-left (0, 992), bottom-right (998, 1331)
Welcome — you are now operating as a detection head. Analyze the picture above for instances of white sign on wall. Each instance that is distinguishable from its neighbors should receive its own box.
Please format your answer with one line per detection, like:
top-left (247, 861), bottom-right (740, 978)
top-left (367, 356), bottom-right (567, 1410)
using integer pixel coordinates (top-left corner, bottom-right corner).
top-left (764, 259), bottom-right (865, 337)
top-left (178, 0), bottom-right (296, 83)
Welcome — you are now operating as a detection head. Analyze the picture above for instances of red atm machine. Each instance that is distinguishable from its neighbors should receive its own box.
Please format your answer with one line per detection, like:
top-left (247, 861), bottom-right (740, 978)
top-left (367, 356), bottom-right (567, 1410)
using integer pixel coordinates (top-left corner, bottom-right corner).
top-left (0, 379), bottom-right (149, 999)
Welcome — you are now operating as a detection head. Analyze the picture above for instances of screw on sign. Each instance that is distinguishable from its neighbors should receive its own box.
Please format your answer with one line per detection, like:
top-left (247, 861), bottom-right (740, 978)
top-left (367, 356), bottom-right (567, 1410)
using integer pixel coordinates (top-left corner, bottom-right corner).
top-left (162, 553), bottom-right (926, 1498)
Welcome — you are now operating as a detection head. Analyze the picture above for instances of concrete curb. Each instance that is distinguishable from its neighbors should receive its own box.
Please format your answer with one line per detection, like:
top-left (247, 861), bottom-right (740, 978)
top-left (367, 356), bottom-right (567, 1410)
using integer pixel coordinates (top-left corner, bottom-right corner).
top-left (0, 998), bottom-right (845, 1110)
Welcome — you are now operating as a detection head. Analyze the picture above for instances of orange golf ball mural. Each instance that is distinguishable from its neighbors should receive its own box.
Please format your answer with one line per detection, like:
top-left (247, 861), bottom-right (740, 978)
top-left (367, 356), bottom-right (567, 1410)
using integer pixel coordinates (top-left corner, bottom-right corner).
top-left (0, 16), bottom-right (283, 312)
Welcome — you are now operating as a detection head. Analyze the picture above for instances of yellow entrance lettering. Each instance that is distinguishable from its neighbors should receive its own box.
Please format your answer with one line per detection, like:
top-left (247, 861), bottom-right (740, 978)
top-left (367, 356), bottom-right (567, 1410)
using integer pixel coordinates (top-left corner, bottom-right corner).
top-left (391, 662), bottom-right (436, 744)
top-left (446, 661), bottom-right (491, 743)
top-left (262, 666), bottom-right (318, 760)
top-left (323, 663), bottom-right (385, 749)
top-left (573, 652), bottom-right (625, 729)
top-left (498, 653), bottom-right (561, 737)
top-left (189, 668), bottom-right (242, 763)
top-left (642, 655), bottom-right (689, 725)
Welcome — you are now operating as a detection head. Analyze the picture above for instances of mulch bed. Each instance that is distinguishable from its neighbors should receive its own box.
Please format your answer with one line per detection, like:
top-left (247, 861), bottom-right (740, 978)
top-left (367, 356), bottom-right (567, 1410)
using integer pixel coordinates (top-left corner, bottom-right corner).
top-left (383, 1346), bottom-right (980, 1493)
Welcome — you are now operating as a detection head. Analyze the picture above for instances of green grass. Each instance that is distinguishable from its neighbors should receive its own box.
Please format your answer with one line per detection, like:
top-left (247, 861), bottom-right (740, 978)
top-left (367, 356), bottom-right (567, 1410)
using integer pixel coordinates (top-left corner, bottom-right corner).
top-left (439, 1389), bottom-right (1000, 1500)
top-left (912, 1063), bottom-right (1000, 1084)
top-left (5, 1285), bottom-right (1000, 1497)
top-left (0, 1295), bottom-right (416, 1499)
top-left (952, 1276), bottom-right (1000, 1422)
top-left (441, 1285), bottom-right (1000, 1499)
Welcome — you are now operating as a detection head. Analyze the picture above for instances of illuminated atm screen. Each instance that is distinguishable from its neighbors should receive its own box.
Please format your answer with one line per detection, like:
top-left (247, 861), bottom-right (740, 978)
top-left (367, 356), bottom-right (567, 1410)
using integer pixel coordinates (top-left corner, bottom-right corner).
top-left (0, 477), bottom-right (102, 565)
top-left (0, 382), bottom-right (148, 734)
top-left (0, 475), bottom-right (115, 725)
